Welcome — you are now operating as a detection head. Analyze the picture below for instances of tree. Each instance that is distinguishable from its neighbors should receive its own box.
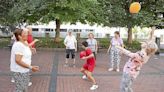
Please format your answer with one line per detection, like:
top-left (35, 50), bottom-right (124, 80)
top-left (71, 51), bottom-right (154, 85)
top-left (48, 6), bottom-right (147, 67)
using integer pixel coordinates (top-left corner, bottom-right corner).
top-left (2, 0), bottom-right (163, 43)
top-left (98, 0), bottom-right (163, 44)
top-left (0, 0), bottom-right (14, 25)
top-left (8, 0), bottom-right (103, 42)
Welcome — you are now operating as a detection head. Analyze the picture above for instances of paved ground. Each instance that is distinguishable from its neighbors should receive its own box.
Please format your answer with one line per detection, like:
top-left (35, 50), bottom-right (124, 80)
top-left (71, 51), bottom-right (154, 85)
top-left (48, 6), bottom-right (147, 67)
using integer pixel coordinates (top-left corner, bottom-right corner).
top-left (0, 48), bottom-right (164, 92)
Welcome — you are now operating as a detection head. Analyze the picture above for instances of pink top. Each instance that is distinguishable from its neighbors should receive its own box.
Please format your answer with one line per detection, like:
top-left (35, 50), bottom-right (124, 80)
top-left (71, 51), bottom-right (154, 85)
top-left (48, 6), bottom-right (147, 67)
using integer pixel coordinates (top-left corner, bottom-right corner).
top-left (123, 50), bottom-right (144, 78)
top-left (111, 37), bottom-right (123, 46)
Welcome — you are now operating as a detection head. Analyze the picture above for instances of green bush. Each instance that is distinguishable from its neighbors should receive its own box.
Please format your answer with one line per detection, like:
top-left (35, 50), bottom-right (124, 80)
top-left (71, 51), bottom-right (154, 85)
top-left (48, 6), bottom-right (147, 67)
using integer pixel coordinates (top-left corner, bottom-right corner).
top-left (98, 38), bottom-right (110, 48)
top-left (0, 38), bottom-right (10, 48)
top-left (124, 40), bottom-right (141, 50)
top-left (0, 38), bottom-right (144, 50)
top-left (98, 38), bottom-right (141, 50)
top-left (35, 37), bottom-right (65, 48)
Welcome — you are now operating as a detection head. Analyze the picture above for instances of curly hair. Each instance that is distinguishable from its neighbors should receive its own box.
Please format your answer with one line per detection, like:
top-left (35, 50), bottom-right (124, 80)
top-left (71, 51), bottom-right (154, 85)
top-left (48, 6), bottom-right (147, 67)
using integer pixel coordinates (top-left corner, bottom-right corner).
top-left (145, 41), bottom-right (158, 56)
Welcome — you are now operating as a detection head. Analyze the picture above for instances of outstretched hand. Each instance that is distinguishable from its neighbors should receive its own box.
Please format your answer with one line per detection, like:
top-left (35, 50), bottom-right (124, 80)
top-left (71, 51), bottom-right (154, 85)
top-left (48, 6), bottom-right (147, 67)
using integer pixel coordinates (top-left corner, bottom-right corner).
top-left (34, 39), bottom-right (39, 42)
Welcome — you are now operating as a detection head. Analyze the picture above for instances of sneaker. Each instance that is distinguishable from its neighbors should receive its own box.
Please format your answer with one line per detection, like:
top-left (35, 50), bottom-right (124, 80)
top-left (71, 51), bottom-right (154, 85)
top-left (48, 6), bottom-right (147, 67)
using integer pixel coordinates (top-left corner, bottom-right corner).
top-left (64, 64), bottom-right (69, 67)
top-left (116, 69), bottom-right (120, 72)
top-left (108, 68), bottom-right (114, 71)
top-left (73, 64), bottom-right (76, 68)
top-left (90, 84), bottom-right (98, 90)
top-left (28, 82), bottom-right (32, 86)
top-left (11, 78), bottom-right (15, 83)
top-left (82, 75), bottom-right (87, 80)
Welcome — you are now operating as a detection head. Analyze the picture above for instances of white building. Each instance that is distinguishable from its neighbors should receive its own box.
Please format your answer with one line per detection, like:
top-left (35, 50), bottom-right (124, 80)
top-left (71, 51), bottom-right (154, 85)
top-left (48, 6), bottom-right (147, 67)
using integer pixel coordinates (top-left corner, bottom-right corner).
top-left (1, 22), bottom-right (164, 42)
top-left (28, 22), bottom-right (129, 38)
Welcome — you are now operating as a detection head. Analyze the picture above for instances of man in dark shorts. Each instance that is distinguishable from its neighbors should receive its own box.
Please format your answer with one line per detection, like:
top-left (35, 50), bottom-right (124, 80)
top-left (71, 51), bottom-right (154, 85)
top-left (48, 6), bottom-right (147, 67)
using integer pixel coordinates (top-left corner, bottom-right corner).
top-left (80, 41), bottom-right (98, 90)
top-left (64, 30), bottom-right (77, 67)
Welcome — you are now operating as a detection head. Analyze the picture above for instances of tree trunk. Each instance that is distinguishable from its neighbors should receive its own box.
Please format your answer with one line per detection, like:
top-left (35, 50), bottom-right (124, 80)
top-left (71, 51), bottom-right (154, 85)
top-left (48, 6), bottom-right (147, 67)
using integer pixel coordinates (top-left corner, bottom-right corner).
top-left (54, 19), bottom-right (61, 42)
top-left (127, 27), bottom-right (133, 44)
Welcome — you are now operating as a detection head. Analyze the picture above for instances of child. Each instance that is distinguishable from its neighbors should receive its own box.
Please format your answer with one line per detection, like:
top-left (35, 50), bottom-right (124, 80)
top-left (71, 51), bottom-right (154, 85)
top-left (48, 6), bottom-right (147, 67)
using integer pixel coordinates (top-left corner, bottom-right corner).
top-left (116, 29), bottom-right (158, 92)
top-left (80, 41), bottom-right (98, 90)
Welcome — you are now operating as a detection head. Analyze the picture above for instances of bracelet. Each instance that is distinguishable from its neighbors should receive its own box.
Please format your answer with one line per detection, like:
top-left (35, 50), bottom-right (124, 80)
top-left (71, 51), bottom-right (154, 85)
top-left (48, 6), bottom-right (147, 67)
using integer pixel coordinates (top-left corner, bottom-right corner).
top-left (28, 66), bottom-right (33, 69)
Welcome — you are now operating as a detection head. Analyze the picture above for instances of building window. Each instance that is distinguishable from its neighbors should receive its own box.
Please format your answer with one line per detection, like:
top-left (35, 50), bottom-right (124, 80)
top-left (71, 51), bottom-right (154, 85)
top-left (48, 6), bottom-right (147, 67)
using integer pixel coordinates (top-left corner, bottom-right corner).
top-left (73, 29), bottom-right (82, 32)
top-left (60, 29), bottom-right (67, 32)
top-left (45, 29), bottom-right (50, 32)
top-left (86, 29), bottom-right (93, 32)
top-left (32, 28), bottom-right (38, 31)
top-left (51, 29), bottom-right (53, 31)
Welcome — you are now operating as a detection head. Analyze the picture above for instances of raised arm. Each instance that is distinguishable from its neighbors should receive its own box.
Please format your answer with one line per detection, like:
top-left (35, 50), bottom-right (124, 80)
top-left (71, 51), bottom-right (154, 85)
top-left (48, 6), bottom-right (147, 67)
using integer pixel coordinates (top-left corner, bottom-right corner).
top-left (28, 39), bottom-right (39, 47)
top-left (116, 46), bottom-right (136, 58)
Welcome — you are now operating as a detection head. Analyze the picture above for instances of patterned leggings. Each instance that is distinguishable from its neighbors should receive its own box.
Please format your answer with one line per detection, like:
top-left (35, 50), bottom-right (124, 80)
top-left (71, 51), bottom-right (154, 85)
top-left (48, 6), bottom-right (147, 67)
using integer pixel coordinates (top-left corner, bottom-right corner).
top-left (120, 73), bottom-right (134, 92)
top-left (110, 47), bottom-right (121, 68)
top-left (13, 72), bottom-right (30, 92)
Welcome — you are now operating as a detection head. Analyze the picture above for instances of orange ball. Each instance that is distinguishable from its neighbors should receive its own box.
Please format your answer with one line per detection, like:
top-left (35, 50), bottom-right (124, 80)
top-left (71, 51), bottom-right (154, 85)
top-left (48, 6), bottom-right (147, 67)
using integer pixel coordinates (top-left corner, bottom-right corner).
top-left (129, 2), bottom-right (141, 14)
top-left (80, 51), bottom-right (86, 59)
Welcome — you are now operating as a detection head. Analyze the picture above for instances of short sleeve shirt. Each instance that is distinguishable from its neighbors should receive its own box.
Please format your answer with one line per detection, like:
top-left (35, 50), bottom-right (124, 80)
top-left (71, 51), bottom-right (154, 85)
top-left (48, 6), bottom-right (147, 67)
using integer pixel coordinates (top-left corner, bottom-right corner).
top-left (86, 38), bottom-right (97, 52)
top-left (85, 48), bottom-right (95, 65)
top-left (64, 35), bottom-right (77, 49)
top-left (111, 37), bottom-right (123, 46)
top-left (10, 42), bottom-right (32, 73)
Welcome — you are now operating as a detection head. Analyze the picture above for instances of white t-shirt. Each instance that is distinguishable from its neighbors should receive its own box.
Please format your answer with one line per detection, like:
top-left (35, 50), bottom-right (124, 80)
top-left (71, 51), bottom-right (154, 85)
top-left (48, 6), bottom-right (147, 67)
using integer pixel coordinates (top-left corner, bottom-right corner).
top-left (64, 35), bottom-right (77, 49)
top-left (86, 38), bottom-right (97, 52)
top-left (10, 42), bottom-right (32, 73)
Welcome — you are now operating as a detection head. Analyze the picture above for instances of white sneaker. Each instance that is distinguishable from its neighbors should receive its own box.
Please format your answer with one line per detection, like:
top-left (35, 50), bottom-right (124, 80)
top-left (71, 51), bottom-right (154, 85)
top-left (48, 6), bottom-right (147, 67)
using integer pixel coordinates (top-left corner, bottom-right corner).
top-left (11, 78), bottom-right (15, 83)
top-left (108, 68), bottom-right (114, 71)
top-left (90, 84), bottom-right (98, 90)
top-left (116, 69), bottom-right (120, 72)
top-left (28, 82), bottom-right (32, 86)
top-left (73, 64), bottom-right (76, 68)
top-left (82, 75), bottom-right (87, 80)
top-left (64, 64), bottom-right (69, 67)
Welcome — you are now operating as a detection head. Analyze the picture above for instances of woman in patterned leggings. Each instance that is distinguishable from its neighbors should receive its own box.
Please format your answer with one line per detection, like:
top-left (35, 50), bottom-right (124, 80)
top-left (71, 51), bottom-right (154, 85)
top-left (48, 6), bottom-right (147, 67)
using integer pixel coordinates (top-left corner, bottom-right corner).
top-left (107, 31), bottom-right (124, 72)
top-left (10, 28), bottom-right (39, 92)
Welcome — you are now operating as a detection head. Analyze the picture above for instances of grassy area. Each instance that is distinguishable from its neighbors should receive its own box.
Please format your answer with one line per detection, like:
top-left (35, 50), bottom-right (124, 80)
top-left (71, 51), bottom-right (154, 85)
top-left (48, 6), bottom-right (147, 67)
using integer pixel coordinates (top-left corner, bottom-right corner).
top-left (160, 49), bottom-right (164, 53)
top-left (98, 38), bottom-right (110, 48)
top-left (35, 37), bottom-right (65, 48)
top-left (0, 38), bottom-right (10, 48)
top-left (123, 40), bottom-right (141, 50)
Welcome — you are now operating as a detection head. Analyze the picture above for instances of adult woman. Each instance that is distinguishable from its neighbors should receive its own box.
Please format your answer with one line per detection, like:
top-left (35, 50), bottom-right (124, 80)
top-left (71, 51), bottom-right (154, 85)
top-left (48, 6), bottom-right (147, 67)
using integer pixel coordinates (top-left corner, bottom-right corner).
top-left (86, 33), bottom-right (98, 59)
top-left (10, 28), bottom-right (39, 92)
top-left (64, 30), bottom-right (77, 67)
top-left (107, 31), bottom-right (123, 72)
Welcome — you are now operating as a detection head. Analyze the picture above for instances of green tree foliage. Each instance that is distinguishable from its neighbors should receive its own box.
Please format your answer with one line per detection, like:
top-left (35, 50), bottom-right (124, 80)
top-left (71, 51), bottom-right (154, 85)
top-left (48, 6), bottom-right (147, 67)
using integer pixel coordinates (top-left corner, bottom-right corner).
top-left (0, 0), bottom-right (17, 25)
top-left (98, 0), bottom-right (164, 43)
top-left (1, 0), bottom-right (163, 44)
top-left (7, 0), bottom-right (103, 42)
